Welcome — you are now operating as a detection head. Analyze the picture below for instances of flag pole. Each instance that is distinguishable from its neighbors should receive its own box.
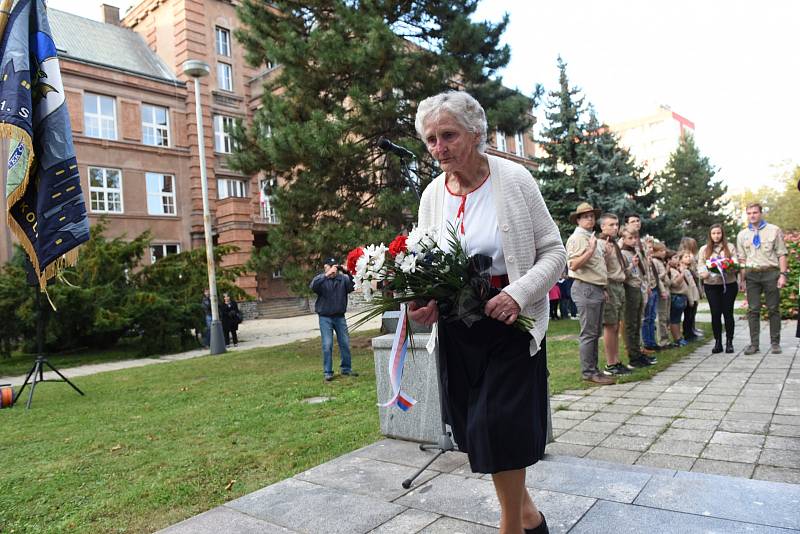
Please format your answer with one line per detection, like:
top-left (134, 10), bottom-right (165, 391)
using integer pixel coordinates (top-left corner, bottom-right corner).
top-left (0, 0), bottom-right (13, 38)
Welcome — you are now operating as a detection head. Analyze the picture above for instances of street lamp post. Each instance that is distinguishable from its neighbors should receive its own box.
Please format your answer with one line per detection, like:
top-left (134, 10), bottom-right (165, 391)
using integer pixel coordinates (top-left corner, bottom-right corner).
top-left (183, 59), bottom-right (226, 355)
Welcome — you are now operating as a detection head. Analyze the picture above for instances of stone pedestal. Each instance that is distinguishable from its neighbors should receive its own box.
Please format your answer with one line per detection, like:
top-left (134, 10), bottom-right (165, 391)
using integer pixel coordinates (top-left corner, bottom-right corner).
top-left (372, 332), bottom-right (554, 445)
top-left (372, 333), bottom-right (445, 444)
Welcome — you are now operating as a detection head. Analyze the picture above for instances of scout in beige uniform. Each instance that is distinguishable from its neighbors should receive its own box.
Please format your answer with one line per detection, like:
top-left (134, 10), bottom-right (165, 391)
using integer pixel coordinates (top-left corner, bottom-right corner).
top-left (566, 203), bottom-right (614, 385)
top-left (620, 229), bottom-right (656, 367)
top-left (736, 203), bottom-right (789, 354)
top-left (599, 213), bottom-right (631, 376)
top-left (651, 243), bottom-right (672, 346)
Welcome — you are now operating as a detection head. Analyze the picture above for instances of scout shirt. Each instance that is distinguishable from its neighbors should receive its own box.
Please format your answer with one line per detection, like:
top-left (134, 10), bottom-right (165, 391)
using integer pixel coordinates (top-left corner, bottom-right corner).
top-left (620, 247), bottom-right (645, 288)
top-left (603, 238), bottom-right (627, 284)
top-left (567, 226), bottom-right (607, 286)
top-left (736, 222), bottom-right (788, 270)
top-left (697, 243), bottom-right (737, 285)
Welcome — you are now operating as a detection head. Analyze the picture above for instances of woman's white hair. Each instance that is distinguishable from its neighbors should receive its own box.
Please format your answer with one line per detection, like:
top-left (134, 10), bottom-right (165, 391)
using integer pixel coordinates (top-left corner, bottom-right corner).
top-left (415, 91), bottom-right (488, 153)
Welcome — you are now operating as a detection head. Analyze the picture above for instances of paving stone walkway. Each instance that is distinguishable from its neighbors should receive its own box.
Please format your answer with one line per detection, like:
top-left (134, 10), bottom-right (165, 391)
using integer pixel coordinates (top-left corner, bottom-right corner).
top-left (159, 320), bottom-right (799, 533)
top-left (549, 321), bottom-right (800, 483)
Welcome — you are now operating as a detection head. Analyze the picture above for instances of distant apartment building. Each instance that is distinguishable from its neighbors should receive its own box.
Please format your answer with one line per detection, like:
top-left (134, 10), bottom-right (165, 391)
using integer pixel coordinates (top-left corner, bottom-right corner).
top-left (609, 105), bottom-right (695, 176)
top-left (0, 1), bottom-right (536, 311)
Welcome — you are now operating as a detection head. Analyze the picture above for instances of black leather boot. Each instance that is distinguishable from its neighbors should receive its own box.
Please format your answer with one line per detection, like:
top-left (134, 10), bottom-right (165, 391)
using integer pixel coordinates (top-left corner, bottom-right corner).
top-left (712, 339), bottom-right (723, 354)
top-left (725, 339), bottom-right (734, 353)
top-left (525, 512), bottom-right (549, 534)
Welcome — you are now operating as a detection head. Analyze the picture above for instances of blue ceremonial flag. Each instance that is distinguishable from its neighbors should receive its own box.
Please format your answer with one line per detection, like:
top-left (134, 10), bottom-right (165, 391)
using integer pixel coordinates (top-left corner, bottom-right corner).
top-left (0, 0), bottom-right (89, 289)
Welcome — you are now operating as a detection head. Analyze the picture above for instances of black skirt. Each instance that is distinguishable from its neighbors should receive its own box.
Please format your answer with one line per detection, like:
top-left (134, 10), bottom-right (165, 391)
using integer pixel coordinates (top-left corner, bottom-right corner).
top-left (437, 317), bottom-right (548, 474)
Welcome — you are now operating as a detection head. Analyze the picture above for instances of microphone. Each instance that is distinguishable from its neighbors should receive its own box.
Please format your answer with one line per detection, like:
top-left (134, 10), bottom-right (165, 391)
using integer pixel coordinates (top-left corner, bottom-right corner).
top-left (378, 137), bottom-right (415, 159)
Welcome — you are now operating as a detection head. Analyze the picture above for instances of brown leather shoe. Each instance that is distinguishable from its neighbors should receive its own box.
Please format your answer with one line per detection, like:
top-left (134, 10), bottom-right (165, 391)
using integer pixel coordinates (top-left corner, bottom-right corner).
top-left (583, 373), bottom-right (614, 385)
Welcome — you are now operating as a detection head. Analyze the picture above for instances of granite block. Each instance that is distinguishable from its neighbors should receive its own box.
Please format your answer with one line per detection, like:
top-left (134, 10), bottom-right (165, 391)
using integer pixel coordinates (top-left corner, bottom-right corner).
top-left (569, 499), bottom-right (797, 534)
top-left (701, 444), bottom-right (761, 463)
top-left (625, 415), bottom-right (672, 427)
top-left (572, 420), bottom-right (622, 434)
top-left (660, 428), bottom-right (714, 443)
top-left (584, 447), bottom-right (641, 465)
top-left (616, 424), bottom-right (665, 438)
top-left (648, 439), bottom-right (705, 457)
top-left (525, 458), bottom-right (651, 503)
top-left (669, 418), bottom-right (719, 431)
top-left (599, 434), bottom-right (654, 452)
top-left (710, 431), bottom-right (766, 448)
top-left (394, 474), bottom-right (500, 527)
top-left (226, 478), bottom-right (405, 534)
top-left (723, 411), bottom-right (773, 423)
top-left (636, 471), bottom-right (800, 529)
top-left (544, 442), bottom-right (592, 457)
top-left (765, 435), bottom-right (800, 451)
top-left (717, 418), bottom-right (769, 434)
top-left (680, 408), bottom-right (727, 420)
top-left (295, 455), bottom-right (437, 501)
top-left (690, 459), bottom-right (755, 478)
top-left (757, 449), bottom-right (800, 468)
top-left (417, 517), bottom-right (496, 533)
top-left (157, 507), bottom-right (294, 534)
top-left (556, 430), bottom-right (609, 447)
top-left (543, 454), bottom-right (676, 477)
top-left (370, 509), bottom-right (439, 533)
top-left (585, 412), bottom-right (631, 423)
top-left (768, 423), bottom-right (800, 437)
top-left (635, 452), bottom-right (695, 471)
top-left (772, 414), bottom-right (800, 426)
top-left (752, 465), bottom-right (800, 484)
top-left (353, 439), bottom-right (469, 473)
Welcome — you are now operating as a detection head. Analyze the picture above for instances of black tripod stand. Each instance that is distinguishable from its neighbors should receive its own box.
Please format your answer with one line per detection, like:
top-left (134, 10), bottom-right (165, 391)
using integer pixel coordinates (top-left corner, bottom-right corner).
top-left (12, 275), bottom-right (85, 409)
top-left (402, 324), bottom-right (457, 489)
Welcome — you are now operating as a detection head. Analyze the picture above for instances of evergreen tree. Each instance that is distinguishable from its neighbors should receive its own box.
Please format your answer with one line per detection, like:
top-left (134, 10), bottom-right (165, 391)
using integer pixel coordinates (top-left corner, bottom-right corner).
top-left (579, 110), bottom-right (658, 234)
top-left (231, 0), bottom-right (534, 294)
top-left (535, 57), bottom-right (587, 237)
top-left (656, 134), bottom-right (735, 246)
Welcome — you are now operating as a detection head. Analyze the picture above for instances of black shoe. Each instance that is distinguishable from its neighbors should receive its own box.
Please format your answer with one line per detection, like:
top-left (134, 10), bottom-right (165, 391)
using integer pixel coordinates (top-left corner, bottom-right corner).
top-left (604, 363), bottom-right (632, 375)
top-left (342, 371), bottom-right (359, 377)
top-left (629, 356), bottom-right (654, 368)
top-left (725, 340), bottom-right (734, 353)
top-left (324, 374), bottom-right (334, 382)
top-left (712, 341), bottom-right (723, 354)
top-left (525, 512), bottom-right (549, 534)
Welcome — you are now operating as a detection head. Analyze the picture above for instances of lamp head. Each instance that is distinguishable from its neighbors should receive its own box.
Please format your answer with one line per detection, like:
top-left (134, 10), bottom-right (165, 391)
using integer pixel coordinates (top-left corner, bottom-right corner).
top-left (182, 59), bottom-right (210, 78)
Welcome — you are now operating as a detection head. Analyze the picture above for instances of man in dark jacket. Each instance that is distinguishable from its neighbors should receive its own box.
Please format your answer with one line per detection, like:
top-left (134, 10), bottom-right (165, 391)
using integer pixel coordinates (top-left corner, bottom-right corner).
top-left (310, 257), bottom-right (358, 381)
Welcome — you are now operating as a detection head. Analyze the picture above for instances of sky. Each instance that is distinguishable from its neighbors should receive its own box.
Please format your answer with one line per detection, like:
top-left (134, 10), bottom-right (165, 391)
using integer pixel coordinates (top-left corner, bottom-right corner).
top-left (48, 0), bottom-right (798, 195)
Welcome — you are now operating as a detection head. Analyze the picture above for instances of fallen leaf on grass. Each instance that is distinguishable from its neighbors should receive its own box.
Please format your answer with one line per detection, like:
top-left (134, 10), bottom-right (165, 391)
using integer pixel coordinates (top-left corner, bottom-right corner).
top-left (225, 479), bottom-right (236, 491)
top-left (110, 444), bottom-right (123, 452)
top-left (180, 387), bottom-right (189, 392)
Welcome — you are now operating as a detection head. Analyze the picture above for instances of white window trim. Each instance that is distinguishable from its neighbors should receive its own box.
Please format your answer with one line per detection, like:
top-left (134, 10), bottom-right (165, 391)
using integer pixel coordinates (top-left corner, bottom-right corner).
top-left (150, 243), bottom-right (181, 264)
top-left (514, 132), bottom-right (525, 157)
top-left (215, 27), bottom-right (231, 56)
top-left (84, 93), bottom-right (117, 140)
top-left (217, 62), bottom-right (233, 92)
top-left (272, 268), bottom-right (283, 279)
top-left (259, 178), bottom-right (279, 223)
top-left (218, 177), bottom-right (248, 199)
top-left (214, 115), bottom-right (236, 153)
top-left (495, 129), bottom-right (507, 152)
top-left (88, 166), bottom-right (124, 214)
top-left (141, 104), bottom-right (170, 147)
top-left (145, 172), bottom-right (177, 216)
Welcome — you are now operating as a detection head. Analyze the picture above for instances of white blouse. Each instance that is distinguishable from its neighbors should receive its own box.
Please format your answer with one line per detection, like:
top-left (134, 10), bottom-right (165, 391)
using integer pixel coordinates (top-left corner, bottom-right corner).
top-left (439, 174), bottom-right (507, 276)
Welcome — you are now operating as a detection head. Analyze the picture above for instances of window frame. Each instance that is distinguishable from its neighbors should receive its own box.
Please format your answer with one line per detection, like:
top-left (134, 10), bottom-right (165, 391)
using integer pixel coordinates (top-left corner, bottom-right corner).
top-left (217, 62), bottom-right (233, 92)
top-left (213, 115), bottom-right (237, 153)
top-left (141, 103), bottom-right (170, 147)
top-left (259, 178), bottom-right (279, 223)
top-left (84, 93), bottom-right (117, 140)
top-left (217, 177), bottom-right (248, 199)
top-left (88, 166), bottom-right (124, 214)
top-left (145, 172), bottom-right (177, 216)
top-left (514, 132), bottom-right (525, 157)
top-left (215, 26), bottom-right (231, 56)
top-left (495, 129), bottom-right (507, 152)
top-left (150, 243), bottom-right (181, 264)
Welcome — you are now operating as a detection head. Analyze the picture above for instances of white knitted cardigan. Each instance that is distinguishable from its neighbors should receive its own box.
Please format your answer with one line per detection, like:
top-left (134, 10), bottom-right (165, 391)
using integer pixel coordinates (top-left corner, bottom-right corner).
top-left (417, 154), bottom-right (566, 356)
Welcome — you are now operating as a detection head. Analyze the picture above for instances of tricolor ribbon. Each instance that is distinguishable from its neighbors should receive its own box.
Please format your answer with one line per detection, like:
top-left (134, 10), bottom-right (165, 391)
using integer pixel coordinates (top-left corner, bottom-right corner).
top-left (377, 303), bottom-right (417, 412)
top-left (708, 256), bottom-right (729, 293)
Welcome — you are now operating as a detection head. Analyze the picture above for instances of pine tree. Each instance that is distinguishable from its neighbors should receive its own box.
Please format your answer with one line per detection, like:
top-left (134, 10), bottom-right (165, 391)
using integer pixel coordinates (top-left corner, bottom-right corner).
top-left (579, 110), bottom-right (658, 233)
top-left (535, 57), bottom-right (587, 238)
top-left (656, 134), bottom-right (735, 246)
top-left (230, 0), bottom-right (534, 294)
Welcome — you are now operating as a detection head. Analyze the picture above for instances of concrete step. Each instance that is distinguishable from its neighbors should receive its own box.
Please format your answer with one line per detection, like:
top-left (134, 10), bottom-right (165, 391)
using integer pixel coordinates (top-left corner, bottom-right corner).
top-left (255, 298), bottom-right (311, 319)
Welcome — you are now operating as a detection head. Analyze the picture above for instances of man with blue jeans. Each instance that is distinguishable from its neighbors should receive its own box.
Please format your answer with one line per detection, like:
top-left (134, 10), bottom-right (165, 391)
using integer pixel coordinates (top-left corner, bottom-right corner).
top-left (310, 257), bottom-right (357, 381)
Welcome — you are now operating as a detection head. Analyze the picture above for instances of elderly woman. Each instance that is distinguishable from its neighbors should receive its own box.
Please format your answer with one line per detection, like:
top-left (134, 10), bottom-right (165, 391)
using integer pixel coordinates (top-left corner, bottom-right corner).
top-left (408, 91), bottom-right (565, 534)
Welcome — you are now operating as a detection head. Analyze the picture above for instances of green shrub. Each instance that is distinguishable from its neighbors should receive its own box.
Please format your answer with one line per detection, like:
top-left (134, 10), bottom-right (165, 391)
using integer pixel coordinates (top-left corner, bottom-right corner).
top-left (779, 232), bottom-right (799, 319)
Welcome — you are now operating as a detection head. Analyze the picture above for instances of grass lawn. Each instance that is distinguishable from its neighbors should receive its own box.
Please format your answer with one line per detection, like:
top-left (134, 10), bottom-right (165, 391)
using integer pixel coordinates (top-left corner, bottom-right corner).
top-left (0, 338), bottom-right (196, 378)
top-left (1, 320), bottom-right (711, 533)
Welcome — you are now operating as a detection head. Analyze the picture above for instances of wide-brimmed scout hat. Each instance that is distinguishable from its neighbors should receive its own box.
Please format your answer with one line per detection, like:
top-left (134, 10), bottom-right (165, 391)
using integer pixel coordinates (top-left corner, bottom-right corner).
top-left (569, 202), bottom-right (601, 224)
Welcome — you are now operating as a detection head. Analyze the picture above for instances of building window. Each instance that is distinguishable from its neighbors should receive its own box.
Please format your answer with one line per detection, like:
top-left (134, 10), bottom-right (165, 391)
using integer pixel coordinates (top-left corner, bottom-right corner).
top-left (214, 115), bottom-right (236, 153)
top-left (260, 178), bottom-right (279, 223)
top-left (514, 132), bottom-right (525, 157)
top-left (141, 104), bottom-right (170, 147)
top-left (218, 177), bottom-right (248, 199)
top-left (495, 129), bottom-right (507, 152)
top-left (150, 243), bottom-right (180, 263)
top-left (145, 172), bottom-right (176, 215)
top-left (215, 27), bottom-right (231, 56)
top-left (84, 93), bottom-right (117, 140)
top-left (272, 268), bottom-right (283, 279)
top-left (217, 62), bottom-right (233, 92)
top-left (88, 167), bottom-right (123, 213)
